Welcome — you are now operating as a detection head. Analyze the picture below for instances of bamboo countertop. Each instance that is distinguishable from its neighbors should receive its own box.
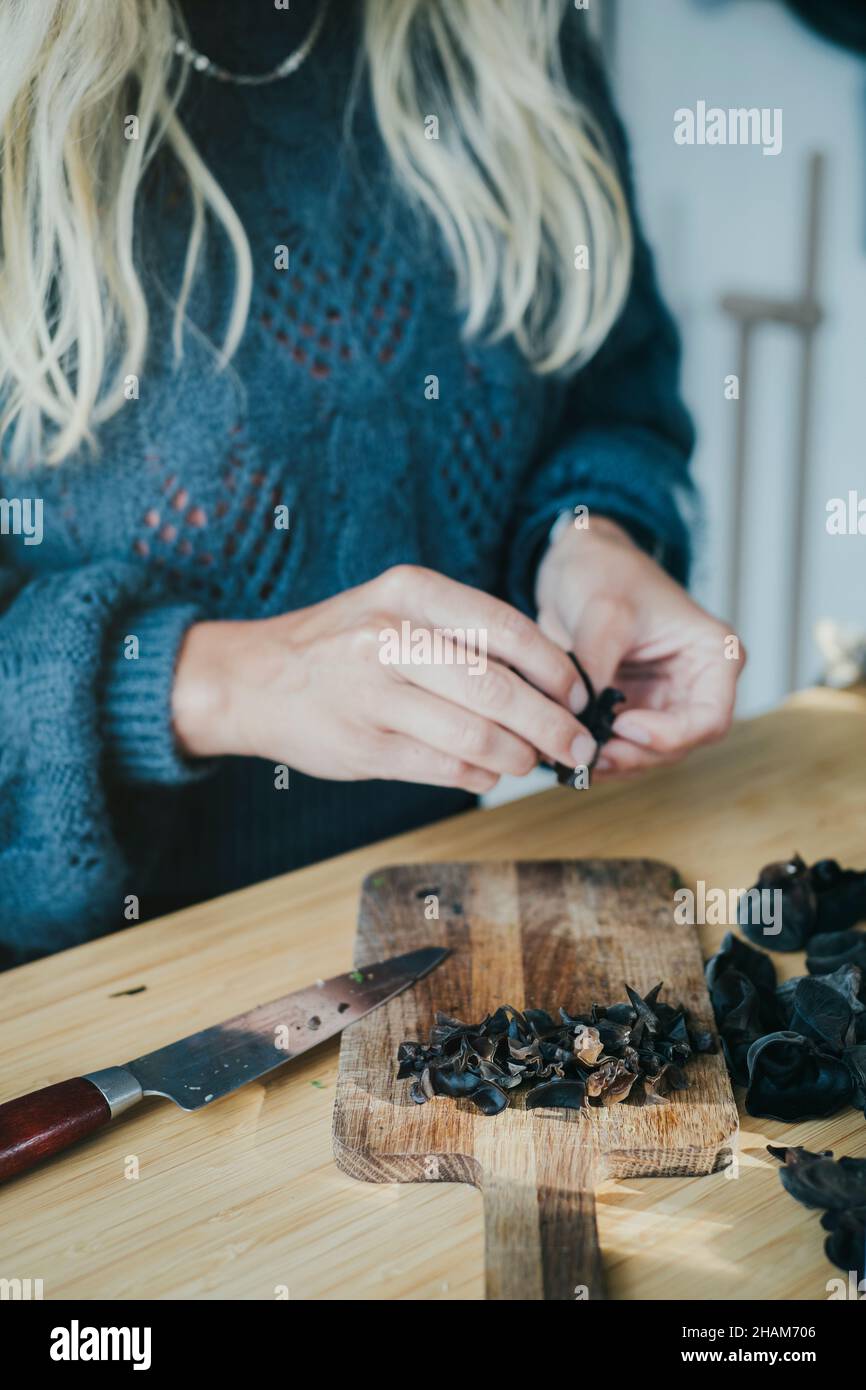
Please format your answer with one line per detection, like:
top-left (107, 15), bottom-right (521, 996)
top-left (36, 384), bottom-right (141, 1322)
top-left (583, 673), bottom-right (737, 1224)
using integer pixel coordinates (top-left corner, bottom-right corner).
top-left (2, 686), bottom-right (865, 1301)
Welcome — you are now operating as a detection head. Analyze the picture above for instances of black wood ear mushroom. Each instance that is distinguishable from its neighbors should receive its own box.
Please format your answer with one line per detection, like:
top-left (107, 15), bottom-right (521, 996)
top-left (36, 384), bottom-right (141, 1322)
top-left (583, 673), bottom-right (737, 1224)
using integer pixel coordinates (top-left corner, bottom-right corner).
top-left (554, 652), bottom-right (625, 786)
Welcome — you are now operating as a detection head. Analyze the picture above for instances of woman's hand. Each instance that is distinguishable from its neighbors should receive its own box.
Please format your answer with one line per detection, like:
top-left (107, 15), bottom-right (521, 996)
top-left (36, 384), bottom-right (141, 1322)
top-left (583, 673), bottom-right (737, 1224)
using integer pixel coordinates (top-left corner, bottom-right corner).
top-left (171, 565), bottom-right (594, 794)
top-left (535, 516), bottom-right (745, 777)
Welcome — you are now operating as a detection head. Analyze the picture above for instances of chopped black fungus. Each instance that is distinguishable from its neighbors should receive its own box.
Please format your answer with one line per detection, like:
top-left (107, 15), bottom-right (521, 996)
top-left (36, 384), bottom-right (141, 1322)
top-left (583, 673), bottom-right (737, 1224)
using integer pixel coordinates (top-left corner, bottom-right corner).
top-left (554, 653), bottom-right (625, 786)
top-left (337, 1002), bottom-right (350, 1014)
top-left (768, 1145), bottom-right (866, 1281)
top-left (706, 929), bottom-right (866, 1121)
top-left (397, 984), bottom-right (710, 1115)
top-left (307, 1015), bottom-right (321, 1030)
top-left (738, 853), bottom-right (866, 952)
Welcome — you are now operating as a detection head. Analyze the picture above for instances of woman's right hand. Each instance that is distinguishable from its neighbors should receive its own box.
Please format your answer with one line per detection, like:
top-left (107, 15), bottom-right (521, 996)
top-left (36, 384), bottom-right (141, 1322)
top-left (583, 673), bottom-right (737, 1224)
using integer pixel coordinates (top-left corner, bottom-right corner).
top-left (171, 565), bottom-right (596, 794)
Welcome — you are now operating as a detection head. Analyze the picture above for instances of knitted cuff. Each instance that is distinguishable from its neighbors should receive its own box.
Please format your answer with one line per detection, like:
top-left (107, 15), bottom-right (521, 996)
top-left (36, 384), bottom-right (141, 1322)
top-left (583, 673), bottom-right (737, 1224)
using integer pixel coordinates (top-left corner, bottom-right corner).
top-left (505, 429), bottom-right (696, 617)
top-left (101, 604), bottom-right (213, 785)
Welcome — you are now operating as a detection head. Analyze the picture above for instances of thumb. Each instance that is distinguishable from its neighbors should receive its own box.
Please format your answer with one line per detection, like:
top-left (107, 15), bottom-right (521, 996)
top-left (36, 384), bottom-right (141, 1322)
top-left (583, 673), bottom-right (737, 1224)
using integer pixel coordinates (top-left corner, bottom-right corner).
top-left (568, 598), bottom-right (634, 698)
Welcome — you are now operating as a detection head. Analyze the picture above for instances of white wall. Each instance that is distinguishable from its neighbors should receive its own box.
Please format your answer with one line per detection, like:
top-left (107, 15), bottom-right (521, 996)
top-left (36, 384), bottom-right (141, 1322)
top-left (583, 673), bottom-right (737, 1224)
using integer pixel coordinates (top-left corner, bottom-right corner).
top-left (612, 0), bottom-right (866, 712)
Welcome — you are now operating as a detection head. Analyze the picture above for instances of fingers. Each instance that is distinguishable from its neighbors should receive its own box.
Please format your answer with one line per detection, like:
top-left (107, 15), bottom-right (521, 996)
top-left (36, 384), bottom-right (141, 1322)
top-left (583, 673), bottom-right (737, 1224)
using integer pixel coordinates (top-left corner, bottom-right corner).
top-left (612, 702), bottom-right (731, 755)
top-left (592, 736), bottom-right (685, 776)
top-left (382, 685), bottom-right (538, 777)
top-left (392, 653), bottom-right (587, 768)
top-left (536, 603), bottom-right (572, 649)
top-left (377, 566), bottom-right (585, 713)
top-left (569, 612), bottom-right (743, 769)
top-left (366, 731), bottom-right (499, 795)
top-left (613, 644), bottom-right (741, 756)
top-left (567, 596), bottom-right (635, 694)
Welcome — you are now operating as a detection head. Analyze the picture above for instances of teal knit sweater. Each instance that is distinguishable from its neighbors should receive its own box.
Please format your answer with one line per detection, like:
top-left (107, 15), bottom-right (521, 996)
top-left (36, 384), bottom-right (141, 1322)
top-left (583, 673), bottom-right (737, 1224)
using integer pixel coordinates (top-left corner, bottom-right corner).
top-left (0, 1), bottom-right (695, 963)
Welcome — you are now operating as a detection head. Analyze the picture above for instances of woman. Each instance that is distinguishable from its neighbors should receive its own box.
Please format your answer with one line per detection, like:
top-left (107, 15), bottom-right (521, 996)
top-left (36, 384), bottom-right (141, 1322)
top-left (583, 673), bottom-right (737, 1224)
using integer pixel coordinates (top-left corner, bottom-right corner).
top-left (0, 0), bottom-right (743, 964)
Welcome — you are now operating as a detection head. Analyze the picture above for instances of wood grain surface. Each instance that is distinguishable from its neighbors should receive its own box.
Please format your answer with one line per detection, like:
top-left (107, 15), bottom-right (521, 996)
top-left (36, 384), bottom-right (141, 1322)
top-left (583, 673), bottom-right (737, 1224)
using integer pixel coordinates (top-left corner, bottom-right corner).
top-left (0, 687), bottom-right (864, 1300)
top-left (333, 860), bottom-right (738, 1299)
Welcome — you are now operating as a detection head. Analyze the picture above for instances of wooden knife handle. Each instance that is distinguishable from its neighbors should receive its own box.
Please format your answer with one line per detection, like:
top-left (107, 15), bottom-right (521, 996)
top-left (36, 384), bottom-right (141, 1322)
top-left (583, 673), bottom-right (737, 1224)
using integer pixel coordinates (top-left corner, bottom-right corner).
top-left (0, 1078), bottom-right (112, 1182)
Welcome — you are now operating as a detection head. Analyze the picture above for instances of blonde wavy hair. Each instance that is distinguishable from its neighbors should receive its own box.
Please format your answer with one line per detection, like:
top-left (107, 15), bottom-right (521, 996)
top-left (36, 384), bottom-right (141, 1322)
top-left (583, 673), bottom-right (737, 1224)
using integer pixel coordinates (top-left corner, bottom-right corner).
top-left (0, 0), bottom-right (632, 467)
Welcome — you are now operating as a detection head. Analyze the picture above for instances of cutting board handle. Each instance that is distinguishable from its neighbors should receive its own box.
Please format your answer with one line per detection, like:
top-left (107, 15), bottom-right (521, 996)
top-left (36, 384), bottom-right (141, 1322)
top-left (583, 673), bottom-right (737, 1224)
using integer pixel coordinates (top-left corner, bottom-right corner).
top-left (483, 1175), bottom-right (604, 1301)
top-left (481, 1131), bottom-right (605, 1301)
top-left (0, 1078), bottom-right (112, 1182)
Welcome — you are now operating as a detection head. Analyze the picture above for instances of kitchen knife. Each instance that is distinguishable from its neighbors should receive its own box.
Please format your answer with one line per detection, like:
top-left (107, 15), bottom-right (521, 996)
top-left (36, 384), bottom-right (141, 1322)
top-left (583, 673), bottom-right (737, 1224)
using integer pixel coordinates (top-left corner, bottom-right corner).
top-left (0, 946), bottom-right (448, 1183)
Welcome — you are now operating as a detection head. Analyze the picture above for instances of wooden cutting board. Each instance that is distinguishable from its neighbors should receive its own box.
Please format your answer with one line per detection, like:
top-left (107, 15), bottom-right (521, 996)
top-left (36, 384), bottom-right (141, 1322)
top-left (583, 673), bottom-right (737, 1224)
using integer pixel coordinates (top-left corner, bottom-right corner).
top-left (333, 859), bottom-right (738, 1301)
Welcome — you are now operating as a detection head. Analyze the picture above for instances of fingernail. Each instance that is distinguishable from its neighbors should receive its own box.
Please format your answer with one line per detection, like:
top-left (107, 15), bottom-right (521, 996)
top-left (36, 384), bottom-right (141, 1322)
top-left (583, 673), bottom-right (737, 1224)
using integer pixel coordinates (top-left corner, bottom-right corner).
top-left (570, 733), bottom-right (595, 765)
top-left (470, 774), bottom-right (497, 795)
top-left (568, 680), bottom-right (588, 714)
top-left (616, 718), bottom-right (652, 746)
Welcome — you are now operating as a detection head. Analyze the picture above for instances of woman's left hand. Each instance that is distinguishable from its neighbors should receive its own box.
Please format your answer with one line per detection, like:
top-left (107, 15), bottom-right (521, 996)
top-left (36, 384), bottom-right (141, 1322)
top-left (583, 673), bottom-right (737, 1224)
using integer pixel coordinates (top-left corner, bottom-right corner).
top-left (535, 515), bottom-right (745, 778)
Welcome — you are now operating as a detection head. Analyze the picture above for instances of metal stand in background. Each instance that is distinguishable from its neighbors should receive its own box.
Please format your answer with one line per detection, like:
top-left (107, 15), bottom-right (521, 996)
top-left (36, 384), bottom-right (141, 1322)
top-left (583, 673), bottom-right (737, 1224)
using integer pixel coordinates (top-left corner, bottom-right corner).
top-left (720, 151), bottom-right (825, 691)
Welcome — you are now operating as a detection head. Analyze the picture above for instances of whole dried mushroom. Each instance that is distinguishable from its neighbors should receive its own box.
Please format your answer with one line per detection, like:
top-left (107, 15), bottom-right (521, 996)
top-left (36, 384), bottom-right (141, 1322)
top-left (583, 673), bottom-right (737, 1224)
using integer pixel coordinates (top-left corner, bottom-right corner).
top-left (769, 1145), bottom-right (866, 1282)
top-left (738, 853), bottom-right (866, 951)
top-left (554, 653), bottom-right (625, 786)
top-left (706, 929), bottom-right (866, 1122)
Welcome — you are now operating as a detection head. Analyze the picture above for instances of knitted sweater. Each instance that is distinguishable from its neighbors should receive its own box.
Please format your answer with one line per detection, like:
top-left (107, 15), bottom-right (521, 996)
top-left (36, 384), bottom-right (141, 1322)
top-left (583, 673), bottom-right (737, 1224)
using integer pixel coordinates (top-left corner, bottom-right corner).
top-left (0, 1), bottom-right (695, 964)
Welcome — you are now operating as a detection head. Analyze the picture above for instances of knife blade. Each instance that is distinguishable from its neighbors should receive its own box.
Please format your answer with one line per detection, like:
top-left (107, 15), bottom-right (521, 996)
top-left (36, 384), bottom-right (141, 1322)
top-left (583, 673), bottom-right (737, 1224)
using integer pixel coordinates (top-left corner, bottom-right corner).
top-left (0, 946), bottom-right (448, 1183)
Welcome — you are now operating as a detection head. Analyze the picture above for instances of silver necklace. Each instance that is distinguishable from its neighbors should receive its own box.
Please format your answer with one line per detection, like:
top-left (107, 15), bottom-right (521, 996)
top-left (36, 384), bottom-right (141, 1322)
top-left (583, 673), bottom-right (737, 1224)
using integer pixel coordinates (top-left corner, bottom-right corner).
top-left (173, 0), bottom-right (331, 86)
